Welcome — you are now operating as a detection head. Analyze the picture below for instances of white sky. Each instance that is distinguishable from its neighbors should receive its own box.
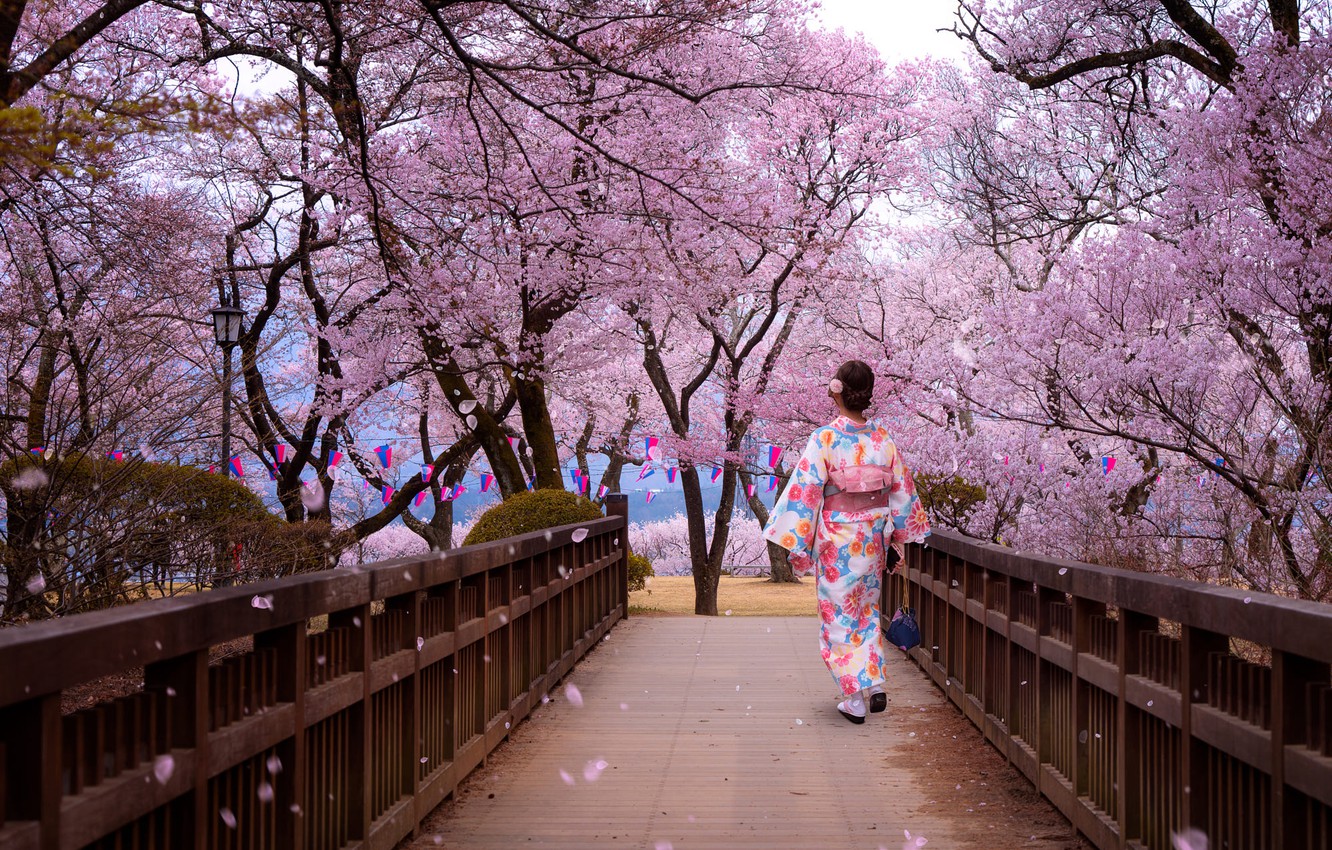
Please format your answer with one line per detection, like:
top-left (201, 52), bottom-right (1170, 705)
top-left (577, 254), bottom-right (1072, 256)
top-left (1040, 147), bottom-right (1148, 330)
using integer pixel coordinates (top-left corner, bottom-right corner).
top-left (813, 0), bottom-right (968, 63)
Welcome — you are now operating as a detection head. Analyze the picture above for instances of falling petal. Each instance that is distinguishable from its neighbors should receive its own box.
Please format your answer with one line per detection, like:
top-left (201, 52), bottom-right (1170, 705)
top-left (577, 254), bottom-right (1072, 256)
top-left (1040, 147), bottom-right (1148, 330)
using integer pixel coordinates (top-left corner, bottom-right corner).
top-left (153, 755), bottom-right (175, 784)
top-left (220, 808), bottom-right (237, 829)
top-left (417, 637), bottom-right (425, 652)
top-left (466, 415), bottom-right (478, 429)
top-left (795, 719), bottom-right (803, 725)
top-left (724, 609), bottom-right (732, 616)
top-left (571, 528), bottom-right (589, 543)
top-left (251, 594), bottom-right (274, 611)
top-left (565, 684), bottom-right (583, 707)
top-left (1058, 568), bottom-right (1068, 576)
top-left (25, 573), bottom-right (46, 595)
top-left (258, 782), bottom-right (274, 803)
top-left (655, 842), bottom-right (674, 850)
top-left (459, 400), bottom-right (477, 414)
top-left (266, 755), bottom-right (283, 775)
top-left (1243, 596), bottom-right (1252, 604)
top-left (559, 769), bottom-right (575, 785)
top-left (300, 485), bottom-right (326, 512)
top-left (12, 468), bottom-right (49, 490)
top-left (582, 758), bottom-right (608, 782)
top-left (1171, 829), bottom-right (1209, 850)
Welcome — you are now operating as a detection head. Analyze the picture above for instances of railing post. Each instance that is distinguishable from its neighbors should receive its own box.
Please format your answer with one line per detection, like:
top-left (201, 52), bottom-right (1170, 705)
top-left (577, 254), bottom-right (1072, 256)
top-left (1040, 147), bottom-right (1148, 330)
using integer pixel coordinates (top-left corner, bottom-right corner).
top-left (330, 603), bottom-right (372, 840)
top-left (1274, 650), bottom-right (1329, 849)
top-left (254, 623), bottom-right (307, 850)
top-left (0, 693), bottom-right (60, 850)
top-left (144, 649), bottom-right (209, 847)
top-left (605, 493), bottom-right (629, 620)
top-left (1180, 625), bottom-right (1227, 836)
top-left (1116, 609), bottom-right (1157, 843)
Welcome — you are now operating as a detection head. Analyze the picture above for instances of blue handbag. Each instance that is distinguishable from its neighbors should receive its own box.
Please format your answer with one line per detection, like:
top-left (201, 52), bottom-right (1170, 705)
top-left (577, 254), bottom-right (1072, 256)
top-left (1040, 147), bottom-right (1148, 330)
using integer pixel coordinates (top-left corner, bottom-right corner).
top-left (886, 606), bottom-right (921, 652)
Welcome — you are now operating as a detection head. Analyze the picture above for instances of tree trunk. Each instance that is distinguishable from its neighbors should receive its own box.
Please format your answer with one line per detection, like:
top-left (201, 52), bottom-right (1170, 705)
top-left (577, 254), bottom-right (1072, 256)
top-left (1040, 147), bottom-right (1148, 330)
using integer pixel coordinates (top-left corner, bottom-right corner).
top-left (513, 371), bottom-right (562, 489)
top-left (739, 467), bottom-right (797, 582)
top-left (679, 464), bottom-right (720, 615)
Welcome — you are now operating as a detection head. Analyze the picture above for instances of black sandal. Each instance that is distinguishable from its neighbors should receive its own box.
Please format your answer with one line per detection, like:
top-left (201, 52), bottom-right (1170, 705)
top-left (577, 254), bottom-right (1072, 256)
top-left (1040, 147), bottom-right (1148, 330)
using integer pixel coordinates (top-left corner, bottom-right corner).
top-left (869, 692), bottom-right (887, 713)
top-left (837, 697), bottom-right (867, 724)
top-left (838, 705), bottom-right (866, 724)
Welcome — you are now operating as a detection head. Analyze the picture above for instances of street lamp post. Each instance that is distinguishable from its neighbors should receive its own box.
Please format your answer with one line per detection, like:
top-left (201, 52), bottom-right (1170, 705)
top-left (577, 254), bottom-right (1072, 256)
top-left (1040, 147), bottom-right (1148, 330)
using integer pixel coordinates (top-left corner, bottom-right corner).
top-left (211, 303), bottom-right (245, 474)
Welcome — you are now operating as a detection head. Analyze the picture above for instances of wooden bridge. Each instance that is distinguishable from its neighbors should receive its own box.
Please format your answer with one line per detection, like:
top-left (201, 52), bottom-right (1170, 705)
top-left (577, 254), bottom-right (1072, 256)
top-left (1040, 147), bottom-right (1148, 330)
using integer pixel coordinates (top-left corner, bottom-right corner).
top-left (1, 494), bottom-right (1329, 849)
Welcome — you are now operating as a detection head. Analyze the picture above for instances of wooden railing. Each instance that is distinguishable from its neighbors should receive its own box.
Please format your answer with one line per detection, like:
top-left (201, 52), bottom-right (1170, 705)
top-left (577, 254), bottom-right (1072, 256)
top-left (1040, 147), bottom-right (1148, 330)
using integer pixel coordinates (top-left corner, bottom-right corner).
top-left (889, 529), bottom-right (1332, 850)
top-left (0, 495), bottom-right (629, 850)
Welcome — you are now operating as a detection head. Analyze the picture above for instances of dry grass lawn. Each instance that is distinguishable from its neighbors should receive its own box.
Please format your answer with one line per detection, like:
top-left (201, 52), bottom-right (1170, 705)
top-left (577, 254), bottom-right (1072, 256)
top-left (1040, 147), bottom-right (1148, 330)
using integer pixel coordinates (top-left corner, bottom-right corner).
top-left (629, 574), bottom-right (816, 616)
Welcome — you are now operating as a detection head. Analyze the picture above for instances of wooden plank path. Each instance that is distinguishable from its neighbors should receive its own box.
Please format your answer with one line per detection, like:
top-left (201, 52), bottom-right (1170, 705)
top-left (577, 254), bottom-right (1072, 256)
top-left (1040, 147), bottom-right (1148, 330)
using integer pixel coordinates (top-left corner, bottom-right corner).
top-left (409, 616), bottom-right (1085, 849)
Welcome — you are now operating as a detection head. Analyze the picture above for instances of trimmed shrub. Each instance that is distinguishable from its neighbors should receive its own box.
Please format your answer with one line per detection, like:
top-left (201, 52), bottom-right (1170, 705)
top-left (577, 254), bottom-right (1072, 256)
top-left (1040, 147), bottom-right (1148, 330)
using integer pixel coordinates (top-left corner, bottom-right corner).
top-left (1, 453), bottom-right (285, 619)
top-left (627, 551), bottom-right (653, 592)
top-left (462, 489), bottom-right (604, 546)
top-left (913, 472), bottom-right (987, 528)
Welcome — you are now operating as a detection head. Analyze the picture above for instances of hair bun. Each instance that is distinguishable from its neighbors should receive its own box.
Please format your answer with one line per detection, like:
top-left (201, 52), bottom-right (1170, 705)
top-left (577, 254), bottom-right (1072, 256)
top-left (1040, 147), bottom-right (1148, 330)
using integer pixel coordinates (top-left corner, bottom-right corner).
top-left (841, 386), bottom-right (873, 411)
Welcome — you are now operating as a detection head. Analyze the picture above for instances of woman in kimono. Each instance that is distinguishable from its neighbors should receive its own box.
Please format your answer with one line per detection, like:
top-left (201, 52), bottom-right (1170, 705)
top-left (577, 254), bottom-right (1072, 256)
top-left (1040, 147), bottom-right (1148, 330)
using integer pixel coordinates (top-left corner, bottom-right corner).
top-left (763, 360), bottom-right (931, 723)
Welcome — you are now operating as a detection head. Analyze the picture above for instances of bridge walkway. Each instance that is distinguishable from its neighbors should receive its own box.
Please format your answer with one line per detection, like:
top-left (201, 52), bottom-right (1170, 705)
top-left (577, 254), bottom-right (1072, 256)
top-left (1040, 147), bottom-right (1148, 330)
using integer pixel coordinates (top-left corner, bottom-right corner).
top-left (411, 616), bottom-right (1085, 849)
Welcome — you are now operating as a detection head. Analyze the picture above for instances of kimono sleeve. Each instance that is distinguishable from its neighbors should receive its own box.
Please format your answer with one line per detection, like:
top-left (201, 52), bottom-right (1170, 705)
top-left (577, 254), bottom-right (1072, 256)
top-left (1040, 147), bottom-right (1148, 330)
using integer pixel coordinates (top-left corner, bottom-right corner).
top-left (762, 432), bottom-right (828, 573)
top-left (887, 444), bottom-right (931, 545)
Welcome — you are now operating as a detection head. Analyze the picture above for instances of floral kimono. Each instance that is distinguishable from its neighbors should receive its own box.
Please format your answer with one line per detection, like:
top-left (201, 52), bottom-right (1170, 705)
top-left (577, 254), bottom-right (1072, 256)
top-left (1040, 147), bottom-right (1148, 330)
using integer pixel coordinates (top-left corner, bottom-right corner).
top-left (763, 417), bottom-right (931, 696)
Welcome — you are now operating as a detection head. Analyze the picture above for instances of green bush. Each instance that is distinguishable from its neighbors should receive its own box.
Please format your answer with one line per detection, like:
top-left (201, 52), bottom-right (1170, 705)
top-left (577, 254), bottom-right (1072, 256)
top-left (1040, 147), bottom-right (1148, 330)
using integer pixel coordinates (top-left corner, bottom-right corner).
top-left (627, 551), bottom-right (653, 592)
top-left (462, 488), bottom-right (604, 546)
top-left (914, 472), bottom-right (987, 528)
top-left (1, 453), bottom-right (285, 619)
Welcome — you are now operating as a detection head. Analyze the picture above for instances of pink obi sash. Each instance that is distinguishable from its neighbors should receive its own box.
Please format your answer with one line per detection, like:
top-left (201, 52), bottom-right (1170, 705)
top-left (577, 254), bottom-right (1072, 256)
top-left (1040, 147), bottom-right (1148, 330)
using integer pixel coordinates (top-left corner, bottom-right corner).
top-left (822, 465), bottom-right (893, 513)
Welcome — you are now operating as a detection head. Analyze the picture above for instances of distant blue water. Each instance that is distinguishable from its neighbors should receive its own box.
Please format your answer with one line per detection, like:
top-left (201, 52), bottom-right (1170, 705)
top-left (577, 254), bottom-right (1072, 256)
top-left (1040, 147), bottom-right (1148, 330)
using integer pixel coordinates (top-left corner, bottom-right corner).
top-left (418, 460), bottom-right (780, 525)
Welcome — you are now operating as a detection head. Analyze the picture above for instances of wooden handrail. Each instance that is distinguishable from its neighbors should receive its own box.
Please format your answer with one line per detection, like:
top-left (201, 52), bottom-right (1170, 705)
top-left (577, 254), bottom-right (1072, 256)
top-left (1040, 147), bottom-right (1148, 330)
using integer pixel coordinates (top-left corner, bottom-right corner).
top-left (888, 529), bottom-right (1332, 850)
top-left (0, 504), bottom-right (630, 850)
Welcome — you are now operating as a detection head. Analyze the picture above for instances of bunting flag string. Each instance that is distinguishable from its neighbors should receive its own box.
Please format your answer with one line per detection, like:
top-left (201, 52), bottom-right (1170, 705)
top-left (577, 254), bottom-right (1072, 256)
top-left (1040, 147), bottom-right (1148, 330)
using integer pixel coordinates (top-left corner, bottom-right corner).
top-left (710, 467), bottom-right (723, 483)
top-left (29, 446), bottom-right (45, 456)
top-left (645, 491), bottom-right (657, 504)
top-left (667, 466), bottom-right (678, 484)
top-left (107, 449), bottom-right (124, 462)
top-left (767, 446), bottom-right (782, 467)
top-left (381, 484), bottom-right (394, 504)
top-left (508, 436), bottom-right (520, 451)
top-left (328, 450), bottom-right (343, 468)
top-left (421, 464), bottom-right (434, 482)
top-left (745, 483), bottom-right (756, 498)
top-left (596, 484), bottom-right (609, 499)
top-left (275, 444), bottom-right (288, 464)
top-left (1038, 462), bottom-right (1045, 473)
top-left (480, 473), bottom-right (494, 493)
top-left (413, 490), bottom-right (428, 508)
top-left (265, 463), bottom-right (278, 481)
top-left (766, 475), bottom-right (778, 492)
top-left (636, 467), bottom-right (655, 482)
top-left (374, 444), bottom-right (393, 469)
top-left (229, 456), bottom-right (244, 478)
top-left (644, 436), bottom-right (660, 461)
top-left (1101, 456), bottom-right (1116, 475)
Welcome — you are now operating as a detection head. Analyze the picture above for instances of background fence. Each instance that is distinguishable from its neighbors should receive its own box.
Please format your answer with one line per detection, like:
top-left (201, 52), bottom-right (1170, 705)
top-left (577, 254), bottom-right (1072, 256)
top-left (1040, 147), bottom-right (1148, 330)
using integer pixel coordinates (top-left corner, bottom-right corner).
top-left (0, 496), bottom-right (629, 850)
top-left (889, 529), bottom-right (1332, 850)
